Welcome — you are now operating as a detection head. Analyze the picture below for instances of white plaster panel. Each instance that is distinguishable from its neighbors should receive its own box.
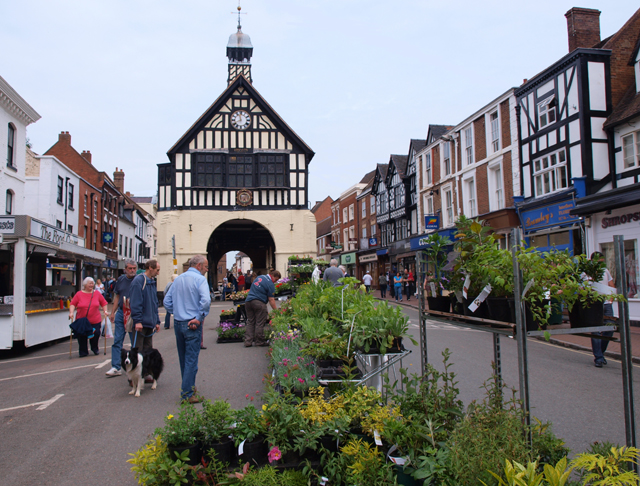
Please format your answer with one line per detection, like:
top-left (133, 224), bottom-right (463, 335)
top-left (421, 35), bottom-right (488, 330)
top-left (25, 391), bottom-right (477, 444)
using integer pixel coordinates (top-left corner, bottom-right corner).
top-left (548, 130), bottom-right (557, 147)
top-left (185, 173), bottom-right (191, 187)
top-left (570, 144), bottom-right (582, 178)
top-left (277, 191), bottom-right (282, 205)
top-left (159, 187), bottom-right (165, 208)
top-left (165, 188), bottom-right (171, 208)
top-left (522, 143), bottom-right (529, 163)
top-left (197, 131), bottom-right (204, 148)
top-left (206, 131), bottom-right (212, 148)
top-left (287, 141), bottom-right (292, 150)
top-left (261, 132), bottom-right (268, 148)
top-left (568, 74), bottom-right (579, 116)
top-left (618, 177), bottom-right (634, 187)
top-left (520, 101), bottom-right (530, 139)
top-left (290, 173), bottom-right (297, 188)
top-left (230, 132), bottom-right (236, 148)
top-left (523, 164), bottom-right (531, 198)
top-left (269, 190), bottom-right (275, 205)
top-left (184, 190), bottom-right (191, 207)
top-left (222, 191), bottom-right (228, 206)
top-left (175, 153), bottom-right (183, 170)
top-left (539, 136), bottom-right (547, 151)
top-left (557, 76), bottom-right (566, 120)
top-left (207, 190), bottom-right (213, 206)
top-left (289, 154), bottom-right (297, 171)
top-left (299, 155), bottom-right (306, 170)
top-left (277, 133), bottom-right (285, 149)
top-left (184, 154), bottom-right (191, 170)
top-left (560, 126), bottom-right (566, 142)
top-left (238, 132), bottom-right (244, 149)
top-left (176, 172), bottom-right (183, 188)
top-left (592, 142), bottom-right (609, 179)
top-left (591, 117), bottom-right (607, 140)
top-left (253, 191), bottom-right (259, 205)
top-left (537, 80), bottom-right (555, 97)
top-left (230, 191), bottom-right (236, 206)
top-left (290, 190), bottom-right (296, 205)
top-left (189, 140), bottom-right (195, 150)
top-left (215, 191), bottom-right (220, 205)
top-left (299, 173), bottom-right (305, 188)
top-left (588, 62), bottom-right (606, 111)
top-left (270, 132), bottom-right (275, 148)
top-left (246, 132), bottom-right (251, 148)
top-left (261, 190), bottom-right (267, 205)
top-left (298, 190), bottom-right (304, 205)
top-left (569, 119), bottom-right (580, 143)
top-left (177, 191), bottom-right (183, 206)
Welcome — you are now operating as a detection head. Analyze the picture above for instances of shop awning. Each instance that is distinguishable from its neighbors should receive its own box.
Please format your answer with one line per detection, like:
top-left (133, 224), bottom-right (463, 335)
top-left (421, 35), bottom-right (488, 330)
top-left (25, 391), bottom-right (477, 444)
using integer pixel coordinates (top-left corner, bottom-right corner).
top-left (59, 241), bottom-right (106, 263)
top-left (570, 184), bottom-right (640, 216)
top-left (396, 252), bottom-right (416, 260)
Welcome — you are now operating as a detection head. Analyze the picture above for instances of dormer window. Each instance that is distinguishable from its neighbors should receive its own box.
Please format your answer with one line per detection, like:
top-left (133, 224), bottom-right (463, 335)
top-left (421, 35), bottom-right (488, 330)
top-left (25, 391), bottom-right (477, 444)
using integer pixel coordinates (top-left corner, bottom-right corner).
top-left (538, 96), bottom-right (556, 129)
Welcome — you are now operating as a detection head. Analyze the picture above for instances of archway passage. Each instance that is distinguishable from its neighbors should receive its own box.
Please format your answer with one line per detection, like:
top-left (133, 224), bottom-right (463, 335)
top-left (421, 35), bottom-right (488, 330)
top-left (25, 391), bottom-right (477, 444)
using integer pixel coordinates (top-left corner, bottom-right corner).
top-left (206, 219), bottom-right (276, 287)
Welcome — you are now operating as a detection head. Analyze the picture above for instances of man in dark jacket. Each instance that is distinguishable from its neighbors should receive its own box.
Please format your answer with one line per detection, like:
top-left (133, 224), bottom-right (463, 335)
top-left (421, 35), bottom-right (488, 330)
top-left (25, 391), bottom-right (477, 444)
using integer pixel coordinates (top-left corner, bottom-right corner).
top-left (130, 259), bottom-right (161, 352)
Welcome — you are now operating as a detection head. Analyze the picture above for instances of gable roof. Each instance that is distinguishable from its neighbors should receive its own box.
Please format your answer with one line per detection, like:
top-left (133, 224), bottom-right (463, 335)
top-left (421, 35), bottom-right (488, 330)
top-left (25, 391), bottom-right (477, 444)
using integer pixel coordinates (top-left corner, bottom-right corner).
top-left (310, 195), bottom-right (333, 214)
top-left (604, 85), bottom-right (640, 129)
top-left (167, 75), bottom-right (314, 161)
top-left (390, 154), bottom-right (408, 178)
top-left (408, 139), bottom-right (426, 157)
top-left (426, 125), bottom-right (453, 145)
top-left (359, 168), bottom-right (376, 185)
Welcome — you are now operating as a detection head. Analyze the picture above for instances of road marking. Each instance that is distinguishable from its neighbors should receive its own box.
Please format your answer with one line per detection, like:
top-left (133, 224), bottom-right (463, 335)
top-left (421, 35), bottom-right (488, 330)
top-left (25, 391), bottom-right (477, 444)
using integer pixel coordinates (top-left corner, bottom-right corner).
top-left (0, 394), bottom-right (64, 413)
top-left (0, 351), bottom-right (72, 364)
top-left (95, 359), bottom-right (111, 369)
top-left (0, 363), bottom-right (99, 382)
top-left (530, 339), bottom-right (640, 368)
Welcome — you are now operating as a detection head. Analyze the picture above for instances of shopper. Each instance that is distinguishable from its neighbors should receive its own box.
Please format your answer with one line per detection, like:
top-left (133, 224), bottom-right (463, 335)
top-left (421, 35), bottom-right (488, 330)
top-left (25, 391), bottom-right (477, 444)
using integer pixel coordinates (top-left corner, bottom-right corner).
top-left (164, 274), bottom-right (177, 329)
top-left (244, 269), bottom-right (281, 347)
top-left (69, 277), bottom-right (109, 357)
top-left (589, 252), bottom-right (616, 368)
top-left (362, 270), bottom-right (373, 293)
top-left (323, 259), bottom-right (344, 287)
top-left (164, 255), bottom-right (211, 403)
top-left (405, 269), bottom-right (415, 302)
top-left (129, 259), bottom-right (161, 352)
top-left (378, 273), bottom-right (388, 299)
top-left (393, 272), bottom-right (403, 302)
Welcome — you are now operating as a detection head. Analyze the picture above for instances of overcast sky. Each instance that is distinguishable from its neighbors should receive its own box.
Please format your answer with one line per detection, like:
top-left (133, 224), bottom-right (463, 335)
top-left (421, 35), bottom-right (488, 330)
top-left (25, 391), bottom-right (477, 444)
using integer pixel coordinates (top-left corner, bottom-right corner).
top-left (3, 1), bottom-right (639, 207)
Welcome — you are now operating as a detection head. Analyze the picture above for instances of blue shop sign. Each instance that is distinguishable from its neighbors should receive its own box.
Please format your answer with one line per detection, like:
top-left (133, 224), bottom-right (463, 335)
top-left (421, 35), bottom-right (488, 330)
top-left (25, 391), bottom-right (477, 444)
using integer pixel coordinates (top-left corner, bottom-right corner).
top-left (376, 249), bottom-right (388, 256)
top-left (102, 232), bottom-right (114, 243)
top-left (410, 228), bottom-right (457, 250)
top-left (369, 237), bottom-right (378, 247)
top-left (520, 198), bottom-right (579, 233)
top-left (424, 214), bottom-right (439, 230)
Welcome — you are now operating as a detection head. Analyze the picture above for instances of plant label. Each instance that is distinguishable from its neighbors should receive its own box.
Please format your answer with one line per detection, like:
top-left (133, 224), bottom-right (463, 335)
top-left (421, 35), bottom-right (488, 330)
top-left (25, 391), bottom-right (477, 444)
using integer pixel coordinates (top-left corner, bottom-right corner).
top-left (320, 477), bottom-right (329, 485)
top-left (238, 439), bottom-right (246, 456)
top-left (522, 278), bottom-right (534, 299)
top-left (374, 430), bottom-right (383, 446)
top-left (390, 456), bottom-right (407, 465)
top-left (468, 284), bottom-right (492, 313)
top-left (463, 275), bottom-right (471, 299)
top-left (429, 282), bottom-right (437, 298)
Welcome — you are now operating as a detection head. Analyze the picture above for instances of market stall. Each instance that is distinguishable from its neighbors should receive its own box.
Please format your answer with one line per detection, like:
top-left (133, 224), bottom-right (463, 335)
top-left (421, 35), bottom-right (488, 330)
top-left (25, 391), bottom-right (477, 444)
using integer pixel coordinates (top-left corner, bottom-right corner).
top-left (0, 215), bottom-right (106, 349)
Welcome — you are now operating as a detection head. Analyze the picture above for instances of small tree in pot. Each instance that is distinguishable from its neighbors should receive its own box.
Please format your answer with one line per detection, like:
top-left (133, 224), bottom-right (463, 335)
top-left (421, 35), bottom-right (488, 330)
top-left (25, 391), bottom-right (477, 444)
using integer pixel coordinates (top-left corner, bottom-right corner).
top-left (421, 233), bottom-right (453, 313)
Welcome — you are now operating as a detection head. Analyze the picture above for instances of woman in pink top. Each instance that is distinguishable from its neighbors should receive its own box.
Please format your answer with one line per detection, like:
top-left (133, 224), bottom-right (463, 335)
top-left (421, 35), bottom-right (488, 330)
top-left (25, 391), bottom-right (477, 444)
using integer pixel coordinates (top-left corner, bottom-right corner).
top-left (69, 277), bottom-right (109, 357)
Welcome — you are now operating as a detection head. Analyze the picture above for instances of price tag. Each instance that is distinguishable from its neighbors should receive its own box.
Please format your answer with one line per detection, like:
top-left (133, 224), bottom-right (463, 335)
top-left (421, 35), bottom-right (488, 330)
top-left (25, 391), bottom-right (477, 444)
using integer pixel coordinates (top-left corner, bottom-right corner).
top-left (463, 275), bottom-right (471, 299)
top-left (390, 456), bottom-right (406, 465)
top-left (468, 284), bottom-right (492, 313)
top-left (522, 278), bottom-right (534, 299)
top-left (374, 430), bottom-right (383, 446)
top-left (238, 439), bottom-right (246, 456)
top-left (429, 282), bottom-right (437, 298)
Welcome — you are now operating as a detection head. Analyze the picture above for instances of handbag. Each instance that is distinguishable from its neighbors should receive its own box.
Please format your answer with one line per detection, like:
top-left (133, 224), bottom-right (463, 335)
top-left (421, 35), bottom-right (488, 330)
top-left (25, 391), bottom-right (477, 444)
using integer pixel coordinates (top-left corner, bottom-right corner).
top-left (124, 276), bottom-right (146, 332)
top-left (70, 291), bottom-right (95, 338)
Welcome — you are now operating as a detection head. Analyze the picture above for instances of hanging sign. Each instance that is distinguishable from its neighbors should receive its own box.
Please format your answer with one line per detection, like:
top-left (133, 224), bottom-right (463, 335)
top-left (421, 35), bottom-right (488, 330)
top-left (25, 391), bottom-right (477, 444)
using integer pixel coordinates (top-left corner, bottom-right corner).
top-left (424, 214), bottom-right (440, 230)
top-left (468, 284), bottom-right (492, 313)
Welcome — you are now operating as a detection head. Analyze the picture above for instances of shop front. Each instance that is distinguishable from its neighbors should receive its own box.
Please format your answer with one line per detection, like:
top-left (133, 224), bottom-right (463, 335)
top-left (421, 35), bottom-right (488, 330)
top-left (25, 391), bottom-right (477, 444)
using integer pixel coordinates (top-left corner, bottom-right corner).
top-left (410, 228), bottom-right (457, 279)
top-left (0, 215), bottom-right (106, 350)
top-left (340, 252), bottom-right (357, 277)
top-left (571, 185), bottom-right (640, 322)
top-left (516, 191), bottom-right (583, 255)
top-left (357, 252), bottom-right (378, 287)
top-left (481, 208), bottom-right (521, 248)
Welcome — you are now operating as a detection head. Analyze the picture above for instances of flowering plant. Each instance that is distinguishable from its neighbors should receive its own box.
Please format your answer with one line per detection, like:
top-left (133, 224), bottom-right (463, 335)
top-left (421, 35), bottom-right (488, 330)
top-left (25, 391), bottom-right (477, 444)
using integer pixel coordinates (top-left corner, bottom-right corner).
top-left (288, 255), bottom-right (313, 262)
top-left (267, 446), bottom-right (282, 463)
top-left (153, 402), bottom-right (204, 447)
top-left (227, 290), bottom-right (249, 301)
top-left (219, 309), bottom-right (236, 318)
top-left (274, 278), bottom-right (292, 295)
top-left (216, 321), bottom-right (245, 340)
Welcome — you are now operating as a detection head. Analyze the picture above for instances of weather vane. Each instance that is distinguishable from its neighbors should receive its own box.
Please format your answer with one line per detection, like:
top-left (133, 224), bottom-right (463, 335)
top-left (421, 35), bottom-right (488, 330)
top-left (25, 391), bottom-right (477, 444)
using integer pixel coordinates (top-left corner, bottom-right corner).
top-left (232, 0), bottom-right (247, 29)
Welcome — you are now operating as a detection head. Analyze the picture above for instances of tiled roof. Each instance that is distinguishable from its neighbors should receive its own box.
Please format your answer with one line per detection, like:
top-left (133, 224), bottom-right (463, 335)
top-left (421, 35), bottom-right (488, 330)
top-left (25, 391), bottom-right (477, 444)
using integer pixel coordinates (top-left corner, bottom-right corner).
top-left (316, 216), bottom-right (332, 237)
top-left (391, 155), bottom-right (408, 178)
top-left (604, 85), bottom-right (640, 129)
top-left (377, 163), bottom-right (388, 179)
top-left (426, 125), bottom-right (454, 144)
top-left (409, 139), bottom-right (427, 153)
top-left (359, 168), bottom-right (376, 185)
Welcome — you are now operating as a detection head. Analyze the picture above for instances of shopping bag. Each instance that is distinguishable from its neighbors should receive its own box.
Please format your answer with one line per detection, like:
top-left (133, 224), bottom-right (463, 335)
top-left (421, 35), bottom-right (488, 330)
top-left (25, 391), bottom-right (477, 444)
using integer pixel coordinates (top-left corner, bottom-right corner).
top-left (102, 317), bottom-right (114, 338)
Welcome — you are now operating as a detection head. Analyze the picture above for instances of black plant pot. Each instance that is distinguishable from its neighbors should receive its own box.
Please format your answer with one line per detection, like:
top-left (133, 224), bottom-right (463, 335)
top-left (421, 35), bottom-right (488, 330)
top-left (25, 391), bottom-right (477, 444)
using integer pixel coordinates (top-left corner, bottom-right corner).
top-left (569, 301), bottom-right (604, 329)
top-left (487, 297), bottom-right (514, 323)
top-left (463, 296), bottom-right (489, 319)
top-left (168, 441), bottom-right (202, 466)
top-left (204, 437), bottom-right (235, 464)
top-left (317, 359), bottom-right (332, 368)
top-left (427, 296), bottom-right (451, 313)
top-left (509, 300), bottom-right (556, 331)
top-left (238, 435), bottom-right (268, 466)
top-left (319, 434), bottom-right (340, 453)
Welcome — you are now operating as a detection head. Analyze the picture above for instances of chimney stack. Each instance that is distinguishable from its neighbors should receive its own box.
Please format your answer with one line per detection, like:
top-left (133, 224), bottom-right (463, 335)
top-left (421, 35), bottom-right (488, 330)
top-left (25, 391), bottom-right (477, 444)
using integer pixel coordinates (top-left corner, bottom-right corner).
top-left (113, 168), bottom-right (125, 194)
top-left (80, 150), bottom-right (92, 164)
top-left (58, 131), bottom-right (71, 144)
top-left (565, 7), bottom-right (601, 52)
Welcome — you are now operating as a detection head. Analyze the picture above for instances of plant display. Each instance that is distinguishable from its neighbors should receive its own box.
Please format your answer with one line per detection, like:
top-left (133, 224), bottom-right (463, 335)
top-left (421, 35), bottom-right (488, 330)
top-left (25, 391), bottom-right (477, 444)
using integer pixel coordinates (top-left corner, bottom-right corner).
top-left (288, 255), bottom-right (313, 262)
top-left (216, 321), bottom-right (245, 340)
top-left (154, 403), bottom-right (204, 448)
top-left (201, 399), bottom-right (234, 444)
top-left (274, 277), bottom-right (292, 295)
top-left (422, 233), bottom-right (454, 296)
top-left (226, 289), bottom-right (249, 301)
top-left (219, 309), bottom-right (236, 318)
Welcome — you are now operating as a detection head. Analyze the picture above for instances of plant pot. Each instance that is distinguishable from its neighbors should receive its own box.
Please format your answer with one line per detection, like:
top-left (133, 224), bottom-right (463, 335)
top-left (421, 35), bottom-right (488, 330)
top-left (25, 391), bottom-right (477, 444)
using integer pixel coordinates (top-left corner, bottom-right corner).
top-left (238, 435), bottom-right (268, 466)
top-left (216, 337), bottom-right (244, 343)
top-left (463, 296), bottom-right (489, 319)
top-left (317, 359), bottom-right (332, 368)
top-left (319, 434), bottom-right (339, 453)
top-left (487, 297), bottom-right (514, 323)
top-left (204, 437), bottom-right (235, 464)
top-left (168, 441), bottom-right (202, 466)
top-left (393, 464), bottom-right (417, 486)
top-left (569, 301), bottom-right (604, 329)
top-left (427, 296), bottom-right (451, 313)
top-left (511, 300), bottom-right (558, 331)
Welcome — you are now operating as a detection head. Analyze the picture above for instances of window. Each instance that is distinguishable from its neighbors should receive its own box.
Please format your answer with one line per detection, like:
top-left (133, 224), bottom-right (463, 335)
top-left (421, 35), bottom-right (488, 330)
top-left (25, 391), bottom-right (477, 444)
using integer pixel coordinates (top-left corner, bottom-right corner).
top-left (465, 178), bottom-right (477, 217)
top-left (228, 155), bottom-right (253, 187)
top-left (424, 194), bottom-right (434, 216)
top-left (538, 96), bottom-right (556, 129)
top-left (258, 155), bottom-right (284, 187)
top-left (343, 228), bottom-right (348, 247)
top-left (129, 238), bottom-right (132, 258)
top-left (622, 130), bottom-right (640, 169)
top-left (349, 204), bottom-right (354, 221)
top-left (464, 126), bottom-right (473, 165)
top-left (424, 153), bottom-right (432, 185)
top-left (395, 219), bottom-right (408, 240)
top-left (68, 225), bottom-right (73, 233)
top-left (154, 239), bottom-right (157, 256)
top-left (490, 111), bottom-right (500, 152)
top-left (68, 184), bottom-right (74, 209)
top-left (343, 208), bottom-right (348, 223)
top-left (158, 165), bottom-right (172, 185)
top-left (119, 234), bottom-right (123, 256)
top-left (489, 164), bottom-right (504, 210)
top-left (361, 200), bottom-right (366, 218)
top-left (533, 149), bottom-right (568, 197)
top-left (84, 195), bottom-right (88, 215)
top-left (195, 154), bottom-right (224, 187)
top-left (5, 190), bottom-right (12, 215)
top-left (600, 239), bottom-right (639, 299)
top-left (7, 124), bottom-right (15, 168)
top-left (93, 200), bottom-right (97, 220)
top-left (94, 230), bottom-right (98, 250)
top-left (56, 220), bottom-right (62, 229)
top-left (362, 227), bottom-right (367, 238)
top-left (371, 223), bottom-right (376, 236)
top-left (370, 196), bottom-right (375, 214)
top-left (443, 187), bottom-right (454, 227)
top-left (443, 143), bottom-right (451, 176)
top-left (57, 177), bottom-right (64, 205)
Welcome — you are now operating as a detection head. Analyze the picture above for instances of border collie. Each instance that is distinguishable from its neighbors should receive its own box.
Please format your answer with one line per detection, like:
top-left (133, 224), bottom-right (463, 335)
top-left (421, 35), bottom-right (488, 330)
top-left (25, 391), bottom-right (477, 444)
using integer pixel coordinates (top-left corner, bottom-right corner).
top-left (121, 348), bottom-right (164, 397)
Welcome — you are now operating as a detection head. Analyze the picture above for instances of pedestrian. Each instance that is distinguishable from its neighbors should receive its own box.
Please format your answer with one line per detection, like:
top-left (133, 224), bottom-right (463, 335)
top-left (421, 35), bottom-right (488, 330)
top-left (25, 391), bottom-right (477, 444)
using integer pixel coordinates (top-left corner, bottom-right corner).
top-left (311, 265), bottom-right (321, 284)
top-left (237, 272), bottom-right (245, 291)
top-left (394, 272), bottom-right (403, 302)
top-left (228, 272), bottom-right (237, 292)
top-left (105, 259), bottom-right (138, 377)
top-left (164, 274), bottom-right (177, 329)
top-left (362, 270), bottom-right (373, 293)
top-left (129, 259), bottom-right (161, 353)
top-left (95, 278), bottom-right (105, 295)
top-left (245, 271), bottom-right (253, 287)
top-left (323, 259), bottom-right (344, 287)
top-left (68, 277), bottom-right (109, 357)
top-left (244, 269), bottom-right (281, 347)
top-left (388, 270), bottom-right (395, 299)
top-left (164, 255), bottom-right (211, 403)
top-left (405, 269), bottom-right (415, 301)
top-left (340, 265), bottom-right (348, 278)
top-left (589, 252), bottom-right (616, 368)
top-left (378, 272), bottom-right (388, 299)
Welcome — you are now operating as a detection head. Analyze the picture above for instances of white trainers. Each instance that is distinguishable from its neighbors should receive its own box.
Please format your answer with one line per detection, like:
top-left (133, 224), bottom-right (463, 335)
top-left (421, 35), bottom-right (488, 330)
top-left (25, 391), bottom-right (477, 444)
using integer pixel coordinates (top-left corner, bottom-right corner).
top-left (105, 367), bottom-right (122, 377)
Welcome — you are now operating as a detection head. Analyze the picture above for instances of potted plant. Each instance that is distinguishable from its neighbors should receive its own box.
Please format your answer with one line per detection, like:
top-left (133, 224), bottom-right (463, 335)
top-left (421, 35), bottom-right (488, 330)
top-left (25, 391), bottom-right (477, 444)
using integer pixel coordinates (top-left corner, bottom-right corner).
top-left (233, 404), bottom-right (268, 466)
top-left (421, 233), bottom-right (454, 313)
top-left (154, 402), bottom-right (204, 466)
top-left (216, 321), bottom-right (245, 343)
top-left (201, 399), bottom-right (236, 464)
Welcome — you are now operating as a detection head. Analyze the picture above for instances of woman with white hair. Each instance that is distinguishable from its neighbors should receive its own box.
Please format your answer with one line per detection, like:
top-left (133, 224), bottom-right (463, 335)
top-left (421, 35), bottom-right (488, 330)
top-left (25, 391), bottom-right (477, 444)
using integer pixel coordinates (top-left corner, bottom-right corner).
top-left (68, 277), bottom-right (109, 357)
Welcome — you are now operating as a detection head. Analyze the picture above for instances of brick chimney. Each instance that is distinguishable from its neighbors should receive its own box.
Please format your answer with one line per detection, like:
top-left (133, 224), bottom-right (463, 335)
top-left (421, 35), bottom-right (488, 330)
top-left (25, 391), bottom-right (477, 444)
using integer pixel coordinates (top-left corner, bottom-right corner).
top-left (58, 131), bottom-right (71, 144)
top-left (81, 150), bottom-right (92, 164)
top-left (565, 7), bottom-right (601, 52)
top-left (113, 167), bottom-right (125, 194)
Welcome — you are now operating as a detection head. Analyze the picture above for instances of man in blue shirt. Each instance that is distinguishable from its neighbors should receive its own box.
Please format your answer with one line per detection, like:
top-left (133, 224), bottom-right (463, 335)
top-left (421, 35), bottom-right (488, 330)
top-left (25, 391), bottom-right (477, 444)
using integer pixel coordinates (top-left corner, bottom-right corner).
top-left (244, 269), bottom-right (281, 347)
top-left (164, 255), bottom-right (211, 403)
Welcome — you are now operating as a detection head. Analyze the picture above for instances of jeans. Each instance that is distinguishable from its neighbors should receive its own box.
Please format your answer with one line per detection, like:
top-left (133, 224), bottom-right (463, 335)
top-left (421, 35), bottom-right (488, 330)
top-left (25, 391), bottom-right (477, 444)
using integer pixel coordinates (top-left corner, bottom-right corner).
top-left (592, 304), bottom-right (615, 364)
top-left (111, 310), bottom-right (127, 369)
top-left (174, 319), bottom-right (202, 399)
top-left (78, 323), bottom-right (101, 356)
top-left (395, 285), bottom-right (402, 301)
top-left (164, 311), bottom-right (172, 329)
top-left (380, 284), bottom-right (387, 299)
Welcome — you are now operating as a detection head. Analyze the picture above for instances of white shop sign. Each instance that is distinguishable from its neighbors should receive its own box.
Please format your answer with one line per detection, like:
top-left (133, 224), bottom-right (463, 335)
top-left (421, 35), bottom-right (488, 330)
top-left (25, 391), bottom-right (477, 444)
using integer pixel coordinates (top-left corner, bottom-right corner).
top-left (0, 217), bottom-right (15, 234)
top-left (30, 219), bottom-right (84, 247)
top-left (359, 253), bottom-right (378, 263)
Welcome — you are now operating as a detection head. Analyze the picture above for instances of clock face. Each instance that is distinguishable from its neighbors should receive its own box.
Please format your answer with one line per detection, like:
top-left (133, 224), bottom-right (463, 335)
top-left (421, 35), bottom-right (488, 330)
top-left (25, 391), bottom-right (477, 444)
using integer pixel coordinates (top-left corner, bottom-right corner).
top-left (231, 110), bottom-right (251, 130)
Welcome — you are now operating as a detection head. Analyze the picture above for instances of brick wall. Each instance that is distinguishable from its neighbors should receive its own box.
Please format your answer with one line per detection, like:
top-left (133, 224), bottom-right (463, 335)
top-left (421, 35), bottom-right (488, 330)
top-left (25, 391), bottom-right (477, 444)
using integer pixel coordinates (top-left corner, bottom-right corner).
top-left (603, 9), bottom-right (640, 108)
top-left (565, 8), bottom-right (601, 53)
top-left (432, 146), bottom-right (441, 183)
top-left (474, 116), bottom-right (486, 162)
top-left (476, 164), bottom-right (489, 215)
top-left (500, 99), bottom-right (511, 146)
top-left (503, 151), bottom-right (514, 206)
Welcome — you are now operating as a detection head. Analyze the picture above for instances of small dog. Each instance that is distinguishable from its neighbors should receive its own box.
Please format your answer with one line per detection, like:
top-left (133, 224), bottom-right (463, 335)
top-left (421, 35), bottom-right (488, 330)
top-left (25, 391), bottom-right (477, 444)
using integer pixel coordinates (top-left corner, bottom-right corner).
top-left (121, 348), bottom-right (164, 397)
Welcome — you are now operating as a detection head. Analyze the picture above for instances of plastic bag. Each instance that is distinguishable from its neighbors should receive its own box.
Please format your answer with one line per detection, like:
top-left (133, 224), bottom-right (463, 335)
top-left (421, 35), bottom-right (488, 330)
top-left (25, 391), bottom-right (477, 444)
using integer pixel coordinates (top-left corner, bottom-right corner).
top-left (102, 317), bottom-right (114, 338)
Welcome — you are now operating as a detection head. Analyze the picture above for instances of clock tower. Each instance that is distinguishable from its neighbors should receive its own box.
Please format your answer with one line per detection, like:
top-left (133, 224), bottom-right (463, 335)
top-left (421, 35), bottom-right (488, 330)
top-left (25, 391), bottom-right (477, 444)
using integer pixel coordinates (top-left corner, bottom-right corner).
top-left (227, 6), bottom-right (253, 85)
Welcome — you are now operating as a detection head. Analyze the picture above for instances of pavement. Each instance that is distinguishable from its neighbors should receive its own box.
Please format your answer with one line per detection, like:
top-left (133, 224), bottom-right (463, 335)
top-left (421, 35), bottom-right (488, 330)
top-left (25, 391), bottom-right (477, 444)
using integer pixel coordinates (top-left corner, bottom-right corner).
top-left (375, 290), bottom-right (640, 365)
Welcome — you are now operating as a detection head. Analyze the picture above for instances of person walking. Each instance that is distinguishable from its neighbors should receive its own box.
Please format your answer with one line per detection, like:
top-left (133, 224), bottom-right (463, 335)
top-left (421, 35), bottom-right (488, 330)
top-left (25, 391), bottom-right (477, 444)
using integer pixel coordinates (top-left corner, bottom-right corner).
top-left (105, 260), bottom-right (138, 377)
top-left (323, 259), bottom-right (344, 287)
top-left (164, 274), bottom-right (177, 329)
top-left (164, 255), bottom-right (211, 403)
top-left (69, 277), bottom-right (109, 357)
top-left (129, 259), bottom-right (161, 352)
top-left (244, 269), bottom-right (281, 347)
top-left (378, 273), bottom-right (388, 299)
top-left (589, 252), bottom-right (616, 368)
top-left (237, 272), bottom-right (245, 291)
top-left (405, 269), bottom-right (415, 302)
top-left (362, 270), bottom-right (373, 293)
top-left (393, 272), bottom-right (403, 302)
